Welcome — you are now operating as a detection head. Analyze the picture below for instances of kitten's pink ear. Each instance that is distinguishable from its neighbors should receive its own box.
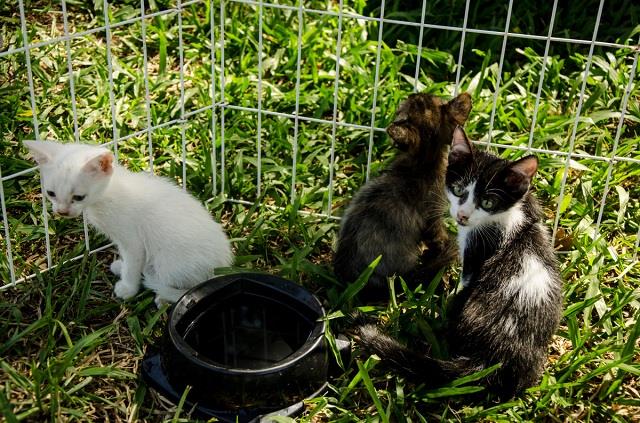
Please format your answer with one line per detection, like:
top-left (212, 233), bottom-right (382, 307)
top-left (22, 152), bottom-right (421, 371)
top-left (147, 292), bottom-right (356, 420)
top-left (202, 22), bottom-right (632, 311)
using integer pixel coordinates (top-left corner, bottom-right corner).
top-left (446, 92), bottom-right (472, 126)
top-left (23, 140), bottom-right (66, 165)
top-left (505, 155), bottom-right (538, 190)
top-left (83, 150), bottom-right (114, 176)
top-left (449, 126), bottom-right (473, 162)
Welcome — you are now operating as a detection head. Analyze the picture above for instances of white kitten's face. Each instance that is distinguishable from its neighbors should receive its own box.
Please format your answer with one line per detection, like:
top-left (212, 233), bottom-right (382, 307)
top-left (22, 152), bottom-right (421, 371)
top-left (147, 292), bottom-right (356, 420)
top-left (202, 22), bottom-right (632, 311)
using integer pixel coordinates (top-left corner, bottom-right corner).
top-left (24, 141), bottom-right (114, 218)
top-left (41, 165), bottom-right (106, 217)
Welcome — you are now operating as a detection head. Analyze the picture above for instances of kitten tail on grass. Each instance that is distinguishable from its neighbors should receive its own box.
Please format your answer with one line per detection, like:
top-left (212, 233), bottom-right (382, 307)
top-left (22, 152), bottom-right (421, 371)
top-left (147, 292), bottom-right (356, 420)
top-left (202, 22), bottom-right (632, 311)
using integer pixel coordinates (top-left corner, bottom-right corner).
top-left (24, 140), bottom-right (234, 307)
top-left (351, 323), bottom-right (482, 384)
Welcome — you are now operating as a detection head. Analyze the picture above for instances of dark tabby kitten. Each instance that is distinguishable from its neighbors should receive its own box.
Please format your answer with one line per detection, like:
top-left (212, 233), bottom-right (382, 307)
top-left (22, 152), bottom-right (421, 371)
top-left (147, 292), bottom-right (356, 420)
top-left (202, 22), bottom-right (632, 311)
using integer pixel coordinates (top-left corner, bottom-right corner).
top-left (333, 92), bottom-right (472, 300)
top-left (353, 127), bottom-right (563, 397)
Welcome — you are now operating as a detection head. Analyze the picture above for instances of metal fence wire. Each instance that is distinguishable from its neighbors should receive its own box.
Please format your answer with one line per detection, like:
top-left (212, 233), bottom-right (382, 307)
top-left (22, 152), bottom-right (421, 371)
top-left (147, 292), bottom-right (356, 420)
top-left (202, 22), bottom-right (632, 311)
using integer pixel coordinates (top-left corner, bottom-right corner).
top-left (1, 0), bottom-right (639, 288)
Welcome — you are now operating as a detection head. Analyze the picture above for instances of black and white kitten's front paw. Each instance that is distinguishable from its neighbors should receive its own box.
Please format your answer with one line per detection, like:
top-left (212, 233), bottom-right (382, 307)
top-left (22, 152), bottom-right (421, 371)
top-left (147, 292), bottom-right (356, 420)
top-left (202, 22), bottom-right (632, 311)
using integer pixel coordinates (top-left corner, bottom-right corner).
top-left (114, 279), bottom-right (139, 300)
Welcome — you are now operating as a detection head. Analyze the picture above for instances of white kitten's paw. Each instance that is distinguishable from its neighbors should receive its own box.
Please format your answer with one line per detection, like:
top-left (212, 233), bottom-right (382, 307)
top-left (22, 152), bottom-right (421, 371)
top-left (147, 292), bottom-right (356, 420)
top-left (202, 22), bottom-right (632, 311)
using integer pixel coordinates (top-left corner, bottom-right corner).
top-left (154, 296), bottom-right (169, 308)
top-left (114, 280), bottom-right (139, 300)
top-left (110, 259), bottom-right (123, 276)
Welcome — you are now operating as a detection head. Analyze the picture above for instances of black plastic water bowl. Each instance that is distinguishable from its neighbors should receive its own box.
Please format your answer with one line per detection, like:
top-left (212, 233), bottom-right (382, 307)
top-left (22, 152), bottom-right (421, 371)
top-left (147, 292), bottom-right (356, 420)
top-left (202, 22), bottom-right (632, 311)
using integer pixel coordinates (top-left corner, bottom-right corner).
top-left (142, 273), bottom-right (335, 422)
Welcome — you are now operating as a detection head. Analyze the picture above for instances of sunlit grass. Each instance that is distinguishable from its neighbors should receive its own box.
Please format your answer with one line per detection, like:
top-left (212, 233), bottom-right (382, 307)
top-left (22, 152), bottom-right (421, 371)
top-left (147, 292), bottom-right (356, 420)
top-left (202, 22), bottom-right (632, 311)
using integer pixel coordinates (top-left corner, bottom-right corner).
top-left (1, 0), bottom-right (639, 421)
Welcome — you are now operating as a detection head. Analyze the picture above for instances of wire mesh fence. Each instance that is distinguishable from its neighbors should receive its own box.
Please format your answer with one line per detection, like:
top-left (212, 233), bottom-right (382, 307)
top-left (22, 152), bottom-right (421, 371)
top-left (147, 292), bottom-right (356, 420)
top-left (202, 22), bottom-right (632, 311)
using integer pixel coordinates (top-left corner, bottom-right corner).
top-left (1, 0), bottom-right (639, 288)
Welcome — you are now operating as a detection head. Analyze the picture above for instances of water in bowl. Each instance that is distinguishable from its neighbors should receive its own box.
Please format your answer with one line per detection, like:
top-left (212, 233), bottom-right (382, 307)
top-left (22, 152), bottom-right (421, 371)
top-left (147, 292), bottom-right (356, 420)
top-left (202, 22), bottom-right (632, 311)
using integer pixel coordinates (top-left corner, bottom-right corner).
top-left (181, 293), bottom-right (315, 369)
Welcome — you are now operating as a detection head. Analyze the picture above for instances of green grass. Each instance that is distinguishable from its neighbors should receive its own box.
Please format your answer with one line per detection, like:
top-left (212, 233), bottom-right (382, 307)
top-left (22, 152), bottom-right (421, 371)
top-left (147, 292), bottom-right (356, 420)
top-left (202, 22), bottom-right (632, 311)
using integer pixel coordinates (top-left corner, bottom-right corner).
top-left (1, 0), bottom-right (640, 421)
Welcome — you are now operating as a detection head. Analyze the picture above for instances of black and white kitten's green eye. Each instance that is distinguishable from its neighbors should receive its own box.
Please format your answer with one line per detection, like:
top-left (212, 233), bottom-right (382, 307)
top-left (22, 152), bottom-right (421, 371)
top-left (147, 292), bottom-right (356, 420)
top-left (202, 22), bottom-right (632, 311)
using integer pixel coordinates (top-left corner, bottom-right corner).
top-left (452, 184), bottom-right (465, 197)
top-left (480, 198), bottom-right (496, 210)
top-left (72, 194), bottom-right (86, 202)
top-left (46, 190), bottom-right (56, 198)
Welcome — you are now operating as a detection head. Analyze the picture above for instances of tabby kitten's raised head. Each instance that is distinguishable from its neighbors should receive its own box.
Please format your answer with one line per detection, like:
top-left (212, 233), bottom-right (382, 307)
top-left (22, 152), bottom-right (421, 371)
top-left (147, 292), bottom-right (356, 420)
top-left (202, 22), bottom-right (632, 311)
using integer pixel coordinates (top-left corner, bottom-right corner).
top-left (445, 127), bottom-right (538, 228)
top-left (386, 92), bottom-right (472, 156)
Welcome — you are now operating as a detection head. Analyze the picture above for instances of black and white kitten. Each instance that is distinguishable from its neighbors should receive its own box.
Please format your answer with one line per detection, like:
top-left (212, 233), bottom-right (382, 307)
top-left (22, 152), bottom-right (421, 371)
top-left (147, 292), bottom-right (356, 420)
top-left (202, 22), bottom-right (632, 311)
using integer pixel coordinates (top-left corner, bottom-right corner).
top-left (353, 127), bottom-right (563, 397)
top-left (333, 93), bottom-right (472, 300)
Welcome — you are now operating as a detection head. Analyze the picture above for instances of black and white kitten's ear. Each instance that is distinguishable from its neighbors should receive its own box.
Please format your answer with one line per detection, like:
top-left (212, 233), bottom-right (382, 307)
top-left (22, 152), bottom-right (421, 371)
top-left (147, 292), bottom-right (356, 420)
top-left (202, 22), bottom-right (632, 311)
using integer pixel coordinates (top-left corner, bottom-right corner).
top-left (446, 92), bottom-right (472, 126)
top-left (83, 150), bottom-right (114, 176)
top-left (505, 155), bottom-right (538, 192)
top-left (23, 140), bottom-right (66, 165)
top-left (449, 126), bottom-right (473, 162)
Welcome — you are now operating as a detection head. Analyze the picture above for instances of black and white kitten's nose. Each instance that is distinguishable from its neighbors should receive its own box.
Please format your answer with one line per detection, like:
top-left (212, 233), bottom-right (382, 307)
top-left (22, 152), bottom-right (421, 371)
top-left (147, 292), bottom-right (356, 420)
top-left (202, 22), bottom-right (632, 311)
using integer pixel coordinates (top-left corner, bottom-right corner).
top-left (456, 211), bottom-right (469, 225)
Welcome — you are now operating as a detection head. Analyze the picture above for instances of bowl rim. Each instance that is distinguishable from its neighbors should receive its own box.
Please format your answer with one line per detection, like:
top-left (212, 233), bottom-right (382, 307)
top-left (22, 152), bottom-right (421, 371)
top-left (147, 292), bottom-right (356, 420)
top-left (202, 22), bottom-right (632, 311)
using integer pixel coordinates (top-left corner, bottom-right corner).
top-left (168, 272), bottom-right (327, 376)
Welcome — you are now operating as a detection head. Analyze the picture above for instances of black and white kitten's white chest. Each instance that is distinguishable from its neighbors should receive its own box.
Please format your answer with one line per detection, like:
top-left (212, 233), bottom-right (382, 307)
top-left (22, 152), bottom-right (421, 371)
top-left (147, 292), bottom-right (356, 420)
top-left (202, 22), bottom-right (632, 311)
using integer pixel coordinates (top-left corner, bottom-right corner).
top-left (459, 220), bottom-right (556, 306)
top-left (458, 223), bottom-right (503, 287)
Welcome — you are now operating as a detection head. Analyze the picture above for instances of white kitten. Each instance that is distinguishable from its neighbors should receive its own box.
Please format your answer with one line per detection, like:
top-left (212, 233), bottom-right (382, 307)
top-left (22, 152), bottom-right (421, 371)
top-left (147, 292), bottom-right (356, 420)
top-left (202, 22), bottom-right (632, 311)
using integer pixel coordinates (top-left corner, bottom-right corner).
top-left (24, 140), bottom-right (233, 306)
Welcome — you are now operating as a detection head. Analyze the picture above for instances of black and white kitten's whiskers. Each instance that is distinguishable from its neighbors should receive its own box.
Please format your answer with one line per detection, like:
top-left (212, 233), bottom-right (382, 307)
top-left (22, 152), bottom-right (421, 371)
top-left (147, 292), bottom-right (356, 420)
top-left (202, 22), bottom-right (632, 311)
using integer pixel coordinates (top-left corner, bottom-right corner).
top-left (353, 127), bottom-right (563, 397)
